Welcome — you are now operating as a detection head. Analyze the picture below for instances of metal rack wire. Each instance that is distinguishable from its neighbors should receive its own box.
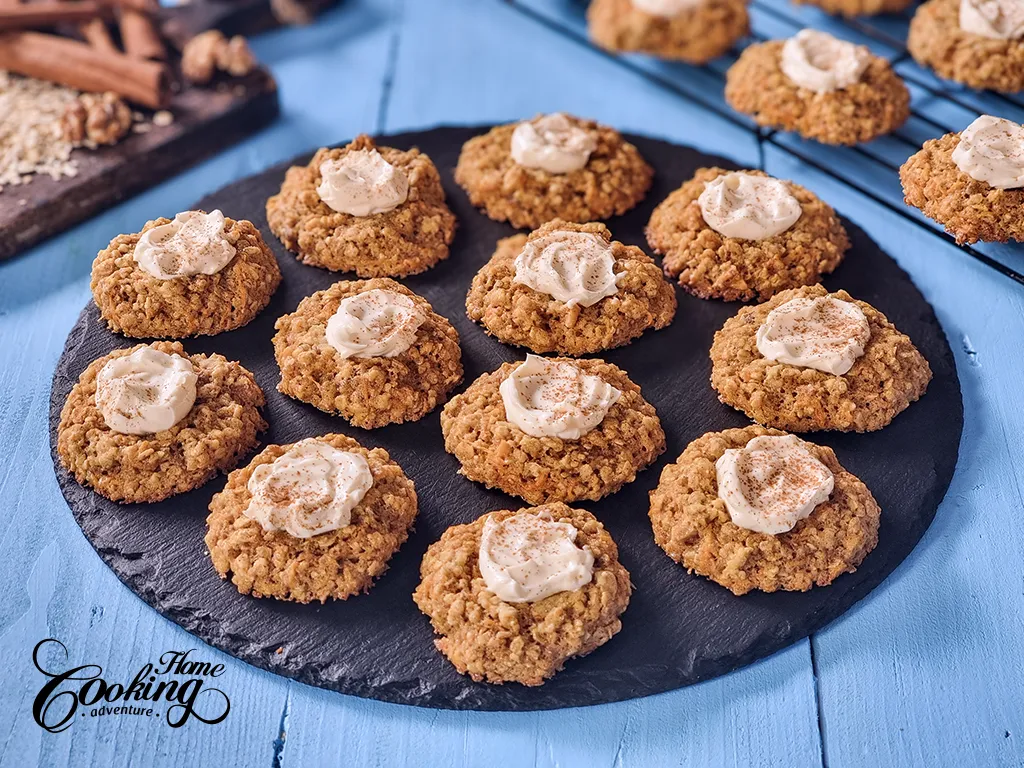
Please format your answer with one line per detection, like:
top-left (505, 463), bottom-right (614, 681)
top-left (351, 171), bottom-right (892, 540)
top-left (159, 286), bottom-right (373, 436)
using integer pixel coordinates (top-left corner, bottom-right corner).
top-left (505, 0), bottom-right (1024, 287)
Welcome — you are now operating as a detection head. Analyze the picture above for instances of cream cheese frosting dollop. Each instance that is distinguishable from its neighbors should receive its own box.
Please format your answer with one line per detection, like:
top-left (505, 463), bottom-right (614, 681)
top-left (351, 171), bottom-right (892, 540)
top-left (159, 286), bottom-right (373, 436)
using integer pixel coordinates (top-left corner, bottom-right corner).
top-left (756, 295), bottom-right (871, 375)
top-left (716, 434), bottom-right (834, 535)
top-left (780, 29), bottom-right (871, 94)
top-left (95, 347), bottom-right (198, 435)
top-left (133, 210), bottom-right (236, 280)
top-left (513, 230), bottom-right (620, 307)
top-left (478, 511), bottom-right (595, 603)
top-left (499, 355), bottom-right (621, 440)
top-left (698, 172), bottom-right (802, 240)
top-left (244, 439), bottom-right (373, 539)
top-left (510, 113), bottom-right (598, 174)
top-left (959, 0), bottom-right (1024, 40)
top-left (951, 115), bottom-right (1024, 189)
top-left (317, 149), bottom-right (409, 216)
top-left (325, 289), bottom-right (426, 359)
top-left (631, 0), bottom-right (704, 15)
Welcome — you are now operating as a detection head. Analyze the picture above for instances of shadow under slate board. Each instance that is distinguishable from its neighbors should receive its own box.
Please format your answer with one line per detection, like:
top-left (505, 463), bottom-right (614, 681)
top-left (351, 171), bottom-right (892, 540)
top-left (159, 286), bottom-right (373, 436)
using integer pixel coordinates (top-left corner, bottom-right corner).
top-left (49, 127), bottom-right (963, 711)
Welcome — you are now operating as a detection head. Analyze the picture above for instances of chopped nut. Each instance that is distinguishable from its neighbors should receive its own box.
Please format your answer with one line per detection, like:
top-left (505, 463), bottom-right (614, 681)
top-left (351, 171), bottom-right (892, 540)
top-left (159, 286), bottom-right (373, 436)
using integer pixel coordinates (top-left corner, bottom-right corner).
top-left (152, 110), bottom-right (174, 127)
top-left (182, 30), bottom-right (258, 85)
top-left (61, 92), bottom-right (133, 147)
top-left (218, 36), bottom-right (257, 77)
top-left (181, 30), bottom-right (222, 85)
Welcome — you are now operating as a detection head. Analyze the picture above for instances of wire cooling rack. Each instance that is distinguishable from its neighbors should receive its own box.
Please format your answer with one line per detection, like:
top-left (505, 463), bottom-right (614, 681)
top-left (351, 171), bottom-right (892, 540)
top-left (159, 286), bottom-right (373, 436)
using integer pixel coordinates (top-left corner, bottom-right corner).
top-left (506, 0), bottom-right (1024, 287)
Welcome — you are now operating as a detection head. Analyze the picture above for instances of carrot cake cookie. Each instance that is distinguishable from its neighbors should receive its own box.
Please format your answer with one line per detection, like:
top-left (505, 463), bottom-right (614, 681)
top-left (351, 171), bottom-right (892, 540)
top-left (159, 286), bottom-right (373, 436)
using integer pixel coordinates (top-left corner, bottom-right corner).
top-left (266, 134), bottom-right (457, 277)
top-left (587, 0), bottom-right (749, 64)
top-left (413, 503), bottom-right (631, 685)
top-left (206, 433), bottom-right (418, 603)
top-left (649, 425), bottom-right (881, 595)
top-left (454, 113), bottom-right (653, 229)
top-left (647, 167), bottom-right (849, 301)
top-left (908, 0), bottom-right (1024, 92)
top-left (440, 355), bottom-right (664, 504)
top-left (466, 220), bottom-right (677, 355)
top-left (56, 342), bottom-right (266, 503)
top-left (725, 30), bottom-right (910, 145)
top-left (710, 285), bottom-right (932, 432)
top-left (273, 278), bottom-right (463, 429)
top-left (91, 210), bottom-right (281, 338)
top-left (901, 114), bottom-right (1024, 244)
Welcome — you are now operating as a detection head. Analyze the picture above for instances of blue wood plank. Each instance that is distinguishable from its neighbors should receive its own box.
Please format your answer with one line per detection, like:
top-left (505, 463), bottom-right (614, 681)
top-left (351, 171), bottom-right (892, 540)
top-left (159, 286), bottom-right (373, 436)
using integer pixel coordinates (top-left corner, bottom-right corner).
top-left (764, 145), bottom-right (1024, 768)
top-left (275, 641), bottom-right (823, 768)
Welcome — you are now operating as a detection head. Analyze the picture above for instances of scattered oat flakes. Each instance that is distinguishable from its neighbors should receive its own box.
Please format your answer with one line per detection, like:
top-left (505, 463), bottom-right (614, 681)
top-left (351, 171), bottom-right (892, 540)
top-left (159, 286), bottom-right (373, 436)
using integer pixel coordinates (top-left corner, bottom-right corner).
top-left (0, 71), bottom-right (80, 193)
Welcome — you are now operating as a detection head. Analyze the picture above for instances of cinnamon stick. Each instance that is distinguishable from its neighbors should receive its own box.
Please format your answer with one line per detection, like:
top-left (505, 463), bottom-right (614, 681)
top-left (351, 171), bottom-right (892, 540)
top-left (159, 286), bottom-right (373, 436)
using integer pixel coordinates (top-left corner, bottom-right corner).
top-left (118, 8), bottom-right (163, 59)
top-left (0, 2), bottom-right (106, 31)
top-left (0, 31), bottom-right (167, 108)
top-left (80, 17), bottom-right (117, 52)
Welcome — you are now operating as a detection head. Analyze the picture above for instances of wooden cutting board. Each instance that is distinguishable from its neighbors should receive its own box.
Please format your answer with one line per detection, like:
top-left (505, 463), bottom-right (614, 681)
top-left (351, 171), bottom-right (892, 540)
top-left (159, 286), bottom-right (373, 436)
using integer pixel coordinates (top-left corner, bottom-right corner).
top-left (0, 69), bottom-right (278, 261)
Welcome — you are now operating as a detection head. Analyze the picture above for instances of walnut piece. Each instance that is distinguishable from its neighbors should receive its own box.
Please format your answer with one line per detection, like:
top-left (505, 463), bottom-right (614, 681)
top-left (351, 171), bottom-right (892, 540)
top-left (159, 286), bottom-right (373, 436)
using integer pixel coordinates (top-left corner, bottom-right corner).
top-left (182, 30), bottom-right (257, 85)
top-left (61, 92), bottom-right (133, 147)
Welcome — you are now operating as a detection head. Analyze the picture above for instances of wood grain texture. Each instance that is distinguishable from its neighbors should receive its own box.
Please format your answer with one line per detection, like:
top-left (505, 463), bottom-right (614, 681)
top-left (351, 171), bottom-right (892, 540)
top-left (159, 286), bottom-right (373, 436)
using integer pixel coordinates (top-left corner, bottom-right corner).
top-left (0, 0), bottom-right (1022, 765)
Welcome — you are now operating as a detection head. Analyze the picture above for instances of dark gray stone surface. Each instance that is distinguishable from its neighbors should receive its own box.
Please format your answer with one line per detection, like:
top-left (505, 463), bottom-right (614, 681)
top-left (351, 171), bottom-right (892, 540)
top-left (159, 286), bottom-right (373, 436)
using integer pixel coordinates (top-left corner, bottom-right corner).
top-left (49, 127), bottom-right (963, 710)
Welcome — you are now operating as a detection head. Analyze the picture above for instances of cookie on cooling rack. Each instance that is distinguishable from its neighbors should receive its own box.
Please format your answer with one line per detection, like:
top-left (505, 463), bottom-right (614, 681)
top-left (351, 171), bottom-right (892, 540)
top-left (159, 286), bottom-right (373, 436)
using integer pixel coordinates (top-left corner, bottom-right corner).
top-left (710, 285), bottom-right (932, 432)
top-left (587, 0), bottom-right (749, 64)
top-left (57, 342), bottom-right (266, 504)
top-left (901, 115), bottom-right (1024, 244)
top-left (908, 0), bottom-right (1024, 92)
top-left (440, 355), bottom-right (665, 504)
top-left (413, 503), bottom-right (631, 685)
top-left (725, 29), bottom-right (910, 145)
top-left (206, 433), bottom-right (418, 603)
top-left (91, 210), bottom-right (281, 338)
top-left (649, 425), bottom-right (881, 595)
top-left (266, 134), bottom-right (457, 277)
top-left (465, 219), bottom-right (677, 355)
top-left (273, 278), bottom-right (463, 429)
top-left (454, 113), bottom-right (653, 230)
top-left (791, 0), bottom-right (914, 16)
top-left (646, 167), bottom-right (849, 301)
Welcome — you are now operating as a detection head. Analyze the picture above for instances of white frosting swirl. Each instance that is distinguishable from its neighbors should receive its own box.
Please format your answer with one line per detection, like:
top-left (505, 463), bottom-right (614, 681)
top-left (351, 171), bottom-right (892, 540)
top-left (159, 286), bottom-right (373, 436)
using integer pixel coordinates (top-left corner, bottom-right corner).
top-left (510, 113), bottom-right (598, 174)
top-left (513, 231), bottom-right (620, 308)
top-left (478, 511), bottom-right (595, 603)
top-left (756, 296), bottom-right (871, 376)
top-left (94, 347), bottom-right (197, 435)
top-left (316, 149), bottom-right (409, 217)
top-left (133, 210), bottom-right (235, 280)
top-left (499, 355), bottom-right (621, 440)
top-left (716, 435), bottom-right (834, 535)
top-left (631, 0), bottom-right (704, 15)
top-left (780, 29), bottom-right (871, 93)
top-left (959, 0), bottom-right (1024, 39)
top-left (244, 439), bottom-right (373, 539)
top-left (698, 172), bottom-right (802, 240)
top-left (951, 115), bottom-right (1024, 190)
top-left (325, 289), bottom-right (426, 359)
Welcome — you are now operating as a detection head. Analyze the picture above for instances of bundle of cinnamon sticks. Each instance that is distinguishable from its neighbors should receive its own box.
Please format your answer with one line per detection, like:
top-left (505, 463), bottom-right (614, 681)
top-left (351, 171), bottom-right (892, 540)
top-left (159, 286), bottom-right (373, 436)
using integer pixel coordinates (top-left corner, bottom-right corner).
top-left (0, 0), bottom-right (170, 108)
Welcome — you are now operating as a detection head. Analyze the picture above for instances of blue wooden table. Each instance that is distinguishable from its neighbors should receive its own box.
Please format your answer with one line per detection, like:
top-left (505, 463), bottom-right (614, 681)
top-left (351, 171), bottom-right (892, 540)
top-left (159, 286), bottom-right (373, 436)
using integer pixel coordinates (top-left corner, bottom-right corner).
top-left (2, 1), bottom-right (1022, 765)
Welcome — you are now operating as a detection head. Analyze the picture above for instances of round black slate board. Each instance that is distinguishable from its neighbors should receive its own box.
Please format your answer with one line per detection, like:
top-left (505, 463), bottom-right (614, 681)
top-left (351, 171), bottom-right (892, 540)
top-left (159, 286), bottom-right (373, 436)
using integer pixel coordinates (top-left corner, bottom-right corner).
top-left (49, 127), bottom-right (963, 711)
